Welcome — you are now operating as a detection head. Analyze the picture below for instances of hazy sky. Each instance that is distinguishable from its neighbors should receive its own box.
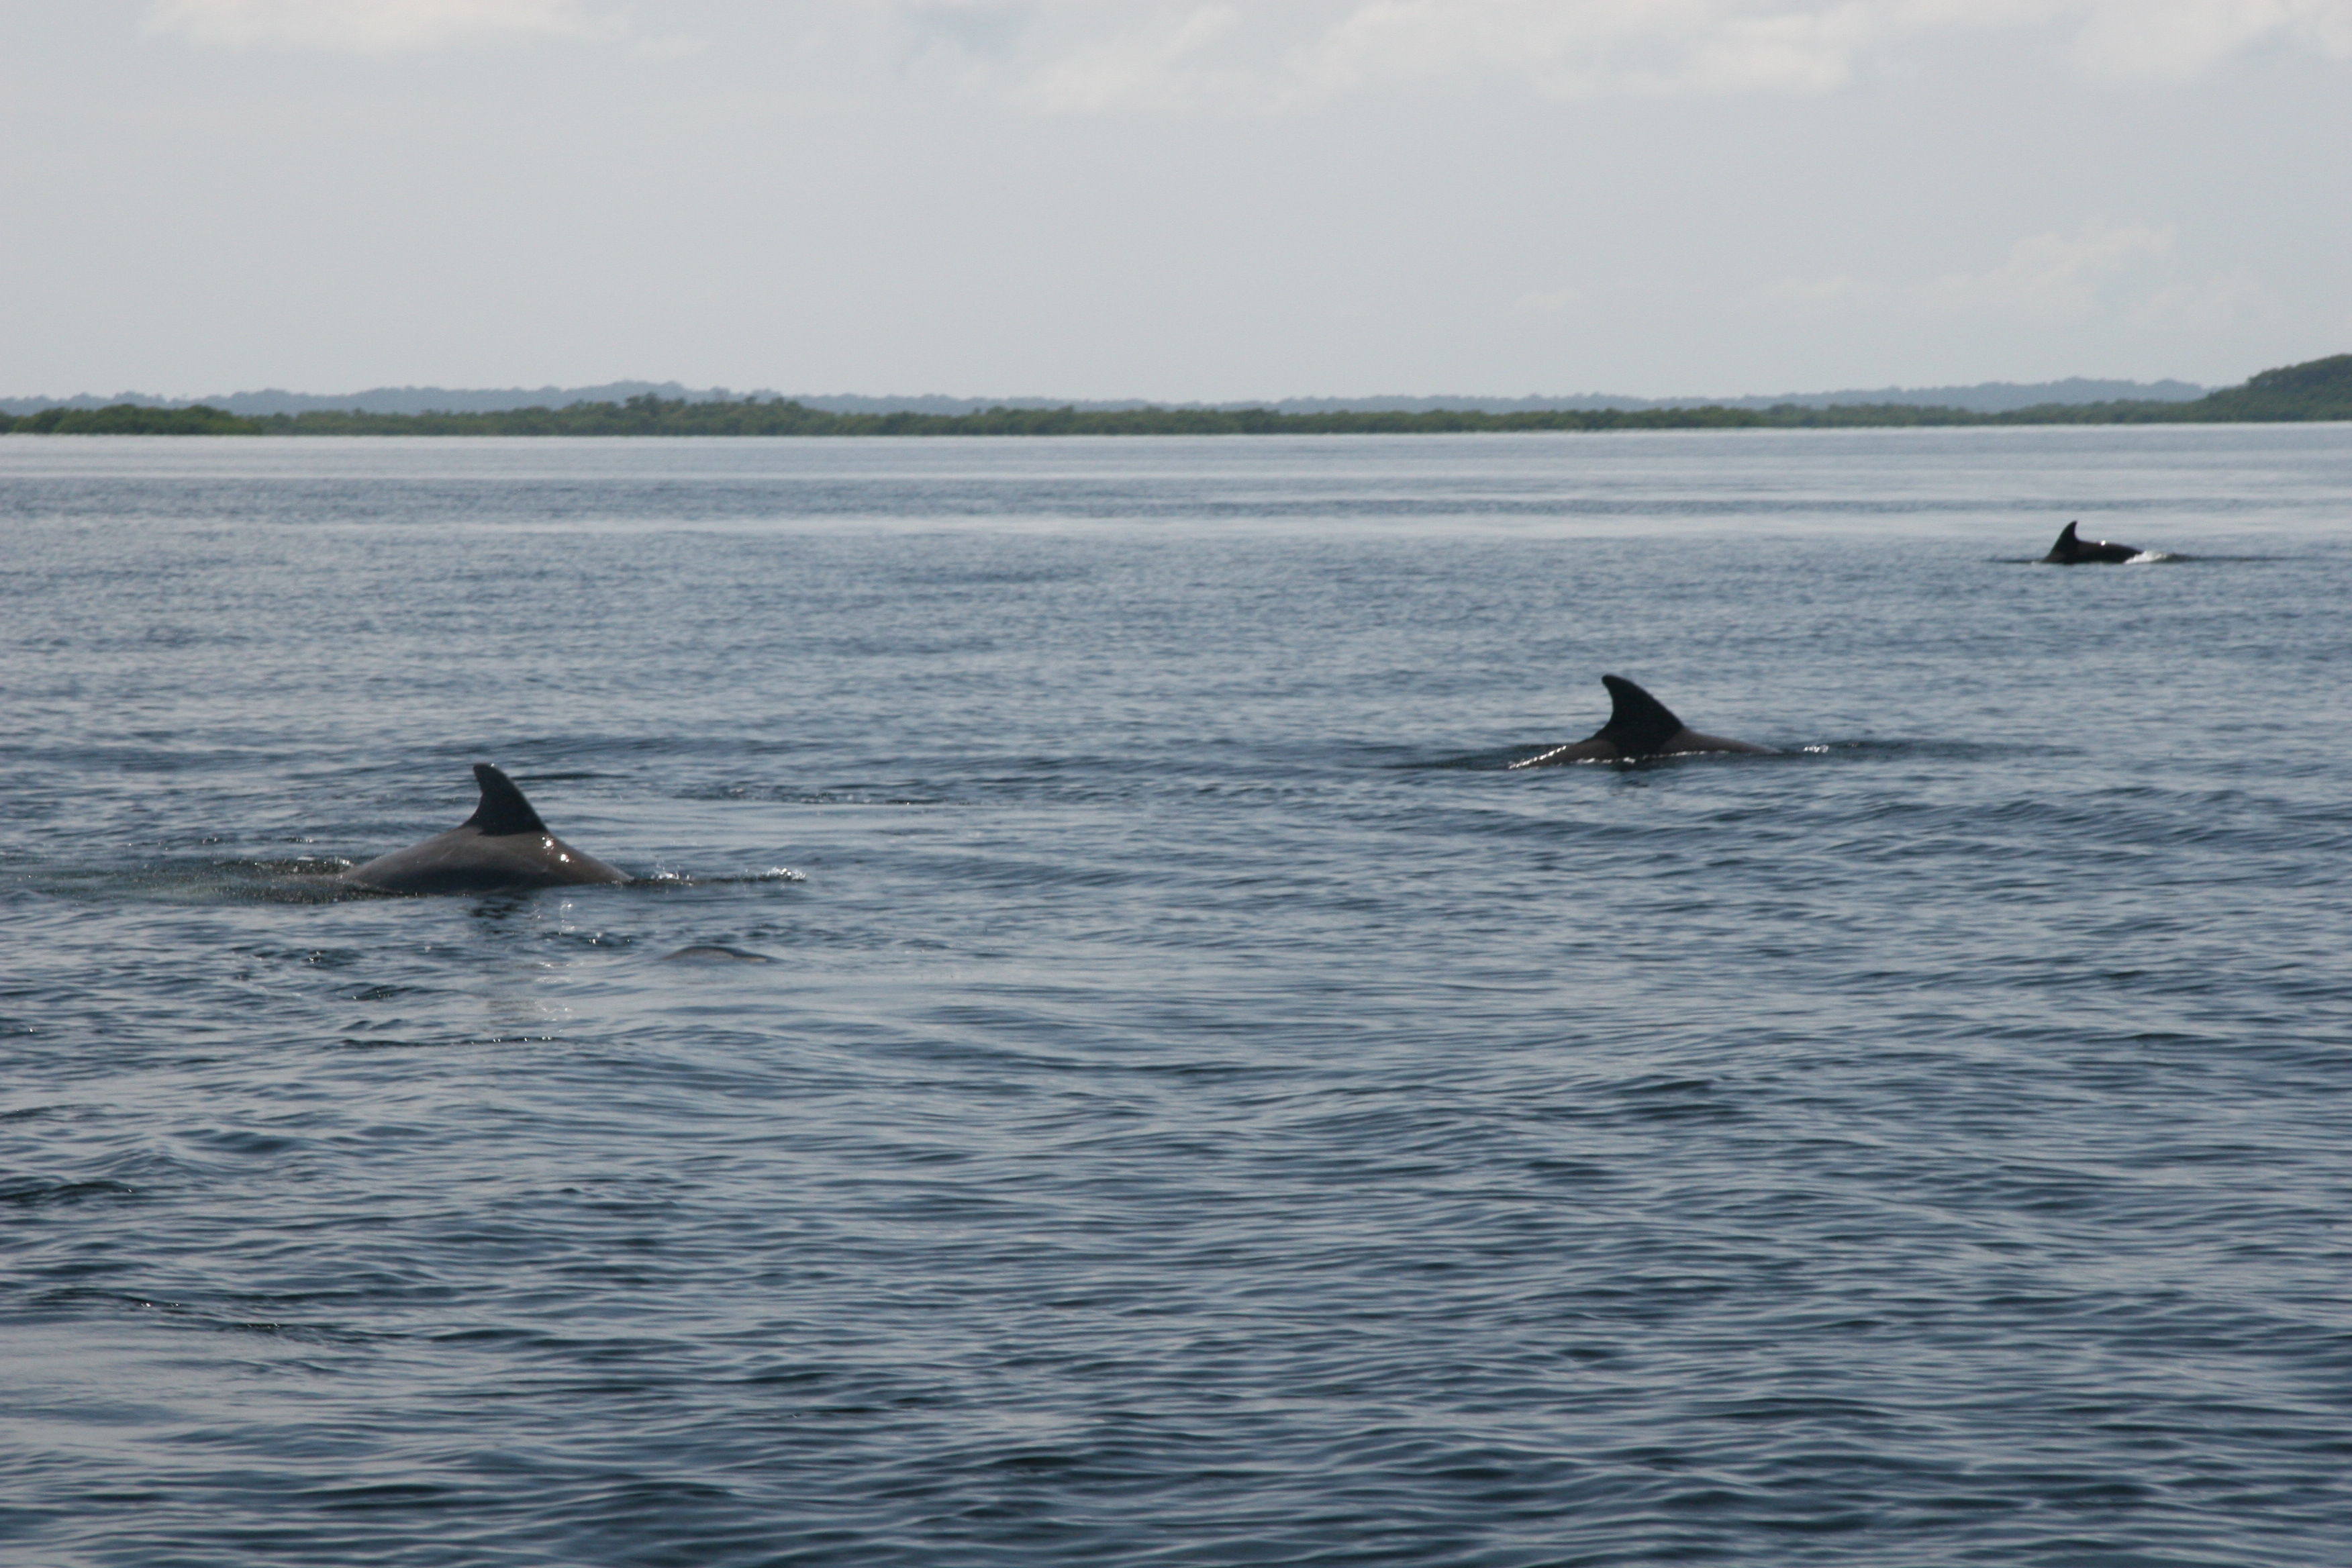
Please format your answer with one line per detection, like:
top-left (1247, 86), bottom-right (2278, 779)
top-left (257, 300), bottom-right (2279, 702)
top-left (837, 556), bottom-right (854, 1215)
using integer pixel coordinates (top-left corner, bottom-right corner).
top-left (3, 0), bottom-right (2348, 399)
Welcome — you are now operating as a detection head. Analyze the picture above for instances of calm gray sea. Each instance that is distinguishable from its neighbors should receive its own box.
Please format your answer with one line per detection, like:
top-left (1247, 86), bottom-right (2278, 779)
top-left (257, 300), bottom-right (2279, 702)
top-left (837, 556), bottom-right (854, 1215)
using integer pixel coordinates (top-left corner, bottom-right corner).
top-left (4, 428), bottom-right (2350, 1567)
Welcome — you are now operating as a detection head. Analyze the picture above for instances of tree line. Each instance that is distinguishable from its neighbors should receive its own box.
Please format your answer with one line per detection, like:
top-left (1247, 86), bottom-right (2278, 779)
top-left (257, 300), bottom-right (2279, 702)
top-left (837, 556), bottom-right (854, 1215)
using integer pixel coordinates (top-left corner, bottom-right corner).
top-left (7, 354), bottom-right (2347, 437)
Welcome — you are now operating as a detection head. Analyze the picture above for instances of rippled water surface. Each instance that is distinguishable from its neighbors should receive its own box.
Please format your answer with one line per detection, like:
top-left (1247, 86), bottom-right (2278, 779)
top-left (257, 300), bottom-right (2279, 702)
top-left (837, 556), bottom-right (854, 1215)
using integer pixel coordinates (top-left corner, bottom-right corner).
top-left (5, 428), bottom-right (2350, 1566)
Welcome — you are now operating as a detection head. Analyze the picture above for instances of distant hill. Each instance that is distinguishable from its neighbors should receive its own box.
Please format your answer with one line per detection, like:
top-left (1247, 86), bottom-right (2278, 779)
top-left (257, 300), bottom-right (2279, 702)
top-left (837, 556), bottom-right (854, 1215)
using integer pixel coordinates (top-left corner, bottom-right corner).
top-left (7, 356), bottom-right (2345, 435)
top-left (2190, 352), bottom-right (2352, 421)
top-left (0, 376), bottom-right (2208, 419)
top-left (1683, 377), bottom-right (2208, 413)
top-left (1251, 379), bottom-right (2210, 415)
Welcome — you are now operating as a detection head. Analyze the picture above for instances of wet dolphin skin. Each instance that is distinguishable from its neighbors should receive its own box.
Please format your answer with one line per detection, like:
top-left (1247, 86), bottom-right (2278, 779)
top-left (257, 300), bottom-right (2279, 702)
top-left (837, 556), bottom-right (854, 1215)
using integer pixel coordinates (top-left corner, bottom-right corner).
top-left (342, 764), bottom-right (630, 895)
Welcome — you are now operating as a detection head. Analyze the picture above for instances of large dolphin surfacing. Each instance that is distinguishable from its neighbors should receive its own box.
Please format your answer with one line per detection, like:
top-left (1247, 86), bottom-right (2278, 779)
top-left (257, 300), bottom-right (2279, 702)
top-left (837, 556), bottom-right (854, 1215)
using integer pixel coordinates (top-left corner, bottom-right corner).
top-left (1509, 675), bottom-right (1774, 768)
top-left (343, 764), bottom-right (630, 894)
top-left (2043, 520), bottom-right (2143, 565)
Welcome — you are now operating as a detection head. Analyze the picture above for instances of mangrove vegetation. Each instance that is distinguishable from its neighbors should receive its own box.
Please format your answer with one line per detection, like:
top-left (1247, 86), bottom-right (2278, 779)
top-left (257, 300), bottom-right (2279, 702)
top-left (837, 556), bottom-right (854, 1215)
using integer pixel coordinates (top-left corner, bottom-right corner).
top-left (7, 354), bottom-right (2349, 438)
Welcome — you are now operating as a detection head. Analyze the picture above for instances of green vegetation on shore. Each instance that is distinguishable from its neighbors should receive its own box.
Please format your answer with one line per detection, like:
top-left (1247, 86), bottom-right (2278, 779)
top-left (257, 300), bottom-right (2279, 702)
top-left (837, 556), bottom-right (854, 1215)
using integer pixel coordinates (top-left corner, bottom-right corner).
top-left (2, 402), bottom-right (270, 436)
top-left (7, 354), bottom-right (2348, 438)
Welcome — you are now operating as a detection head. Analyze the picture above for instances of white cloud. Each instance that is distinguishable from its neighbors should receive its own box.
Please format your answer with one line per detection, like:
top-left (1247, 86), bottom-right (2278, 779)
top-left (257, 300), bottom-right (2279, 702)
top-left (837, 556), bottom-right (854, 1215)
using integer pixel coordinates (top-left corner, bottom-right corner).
top-left (2073, 0), bottom-right (2352, 82)
top-left (2130, 267), bottom-right (2271, 328)
top-left (1015, 5), bottom-right (1247, 113)
top-left (1919, 219), bottom-right (2175, 317)
top-left (1771, 219), bottom-right (2270, 328)
top-left (885, 0), bottom-right (2352, 113)
top-left (142, 0), bottom-right (629, 52)
top-left (1295, 0), bottom-right (1892, 100)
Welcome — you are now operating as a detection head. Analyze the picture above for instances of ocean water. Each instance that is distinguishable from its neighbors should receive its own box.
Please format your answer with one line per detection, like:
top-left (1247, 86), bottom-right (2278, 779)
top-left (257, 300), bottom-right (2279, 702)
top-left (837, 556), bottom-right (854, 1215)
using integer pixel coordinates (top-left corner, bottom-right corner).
top-left (3, 426), bottom-right (2349, 1567)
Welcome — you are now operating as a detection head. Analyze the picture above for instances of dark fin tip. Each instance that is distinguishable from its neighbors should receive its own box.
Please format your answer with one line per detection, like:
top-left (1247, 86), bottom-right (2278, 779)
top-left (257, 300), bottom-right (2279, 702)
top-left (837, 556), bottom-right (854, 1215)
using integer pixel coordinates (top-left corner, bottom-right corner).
top-left (464, 763), bottom-right (549, 836)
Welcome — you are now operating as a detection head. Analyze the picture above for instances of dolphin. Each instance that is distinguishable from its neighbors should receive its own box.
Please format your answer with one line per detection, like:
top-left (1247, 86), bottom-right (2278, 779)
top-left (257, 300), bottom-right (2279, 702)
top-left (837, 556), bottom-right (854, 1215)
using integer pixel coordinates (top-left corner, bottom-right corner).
top-left (342, 764), bottom-right (630, 894)
top-left (1509, 675), bottom-right (1774, 767)
top-left (2043, 520), bottom-right (2142, 564)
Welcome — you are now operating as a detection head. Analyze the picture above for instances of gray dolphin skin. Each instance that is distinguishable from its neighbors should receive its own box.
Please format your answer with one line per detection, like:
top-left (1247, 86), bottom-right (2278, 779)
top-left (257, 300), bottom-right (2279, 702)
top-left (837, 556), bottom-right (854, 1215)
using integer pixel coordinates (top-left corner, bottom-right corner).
top-left (1509, 675), bottom-right (1775, 768)
top-left (2043, 520), bottom-right (2142, 564)
top-left (662, 945), bottom-right (775, 963)
top-left (342, 764), bottom-right (630, 894)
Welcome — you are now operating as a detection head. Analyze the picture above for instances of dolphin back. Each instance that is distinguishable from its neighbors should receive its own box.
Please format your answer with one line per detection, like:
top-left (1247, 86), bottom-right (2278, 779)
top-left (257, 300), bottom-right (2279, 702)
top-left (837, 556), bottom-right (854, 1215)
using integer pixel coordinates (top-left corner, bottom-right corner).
top-left (1510, 674), bottom-right (1771, 767)
top-left (2045, 520), bottom-right (2139, 564)
top-left (343, 763), bottom-right (629, 894)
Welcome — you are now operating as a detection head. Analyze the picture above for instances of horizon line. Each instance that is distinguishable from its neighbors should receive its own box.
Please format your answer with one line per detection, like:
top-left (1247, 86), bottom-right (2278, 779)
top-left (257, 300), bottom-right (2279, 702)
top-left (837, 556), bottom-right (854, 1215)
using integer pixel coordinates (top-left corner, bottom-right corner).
top-left (0, 373), bottom-right (2218, 417)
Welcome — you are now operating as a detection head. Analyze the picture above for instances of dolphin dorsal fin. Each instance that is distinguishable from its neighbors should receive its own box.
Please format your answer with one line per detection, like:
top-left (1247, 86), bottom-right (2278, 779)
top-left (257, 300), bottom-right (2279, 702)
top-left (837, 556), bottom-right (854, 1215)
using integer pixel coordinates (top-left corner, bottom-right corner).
top-left (2057, 521), bottom-right (2080, 546)
top-left (1596, 675), bottom-right (1685, 752)
top-left (463, 763), bottom-right (549, 836)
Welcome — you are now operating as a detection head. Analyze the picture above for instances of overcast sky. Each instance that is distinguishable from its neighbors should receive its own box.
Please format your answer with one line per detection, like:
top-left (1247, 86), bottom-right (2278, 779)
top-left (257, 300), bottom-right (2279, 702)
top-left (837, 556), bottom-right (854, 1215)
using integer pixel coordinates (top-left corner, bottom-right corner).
top-left (3, 0), bottom-right (2347, 399)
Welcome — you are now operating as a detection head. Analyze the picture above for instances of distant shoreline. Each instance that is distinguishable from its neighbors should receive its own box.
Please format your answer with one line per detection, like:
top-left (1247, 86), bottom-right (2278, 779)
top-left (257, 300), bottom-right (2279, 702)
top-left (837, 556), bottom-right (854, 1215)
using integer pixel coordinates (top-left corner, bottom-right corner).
top-left (0, 375), bottom-right (2213, 420)
top-left (5, 354), bottom-right (2345, 436)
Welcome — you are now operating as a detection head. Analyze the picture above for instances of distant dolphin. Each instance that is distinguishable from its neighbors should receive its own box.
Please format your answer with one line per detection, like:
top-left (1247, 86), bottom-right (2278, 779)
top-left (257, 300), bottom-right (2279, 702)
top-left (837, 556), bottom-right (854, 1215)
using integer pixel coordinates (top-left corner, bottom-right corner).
top-left (1510, 675), bottom-right (1774, 767)
top-left (2043, 520), bottom-right (2142, 564)
top-left (343, 764), bottom-right (630, 894)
